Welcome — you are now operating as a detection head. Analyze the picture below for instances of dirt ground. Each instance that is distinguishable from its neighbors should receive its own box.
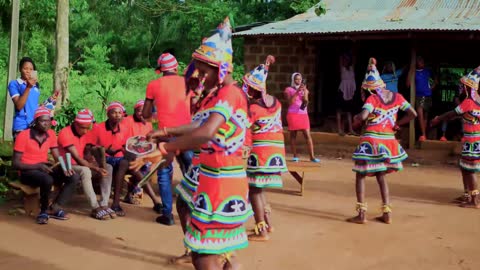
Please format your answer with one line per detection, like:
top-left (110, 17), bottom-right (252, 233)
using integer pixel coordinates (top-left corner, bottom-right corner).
top-left (1, 157), bottom-right (479, 270)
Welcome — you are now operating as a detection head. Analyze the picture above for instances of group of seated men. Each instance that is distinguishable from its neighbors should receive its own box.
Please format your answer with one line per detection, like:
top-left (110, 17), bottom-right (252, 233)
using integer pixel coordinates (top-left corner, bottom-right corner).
top-left (13, 100), bottom-right (162, 224)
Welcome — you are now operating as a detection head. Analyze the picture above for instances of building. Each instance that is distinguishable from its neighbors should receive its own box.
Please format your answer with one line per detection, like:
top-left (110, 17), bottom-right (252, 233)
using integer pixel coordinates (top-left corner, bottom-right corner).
top-left (235, 0), bottom-right (480, 148)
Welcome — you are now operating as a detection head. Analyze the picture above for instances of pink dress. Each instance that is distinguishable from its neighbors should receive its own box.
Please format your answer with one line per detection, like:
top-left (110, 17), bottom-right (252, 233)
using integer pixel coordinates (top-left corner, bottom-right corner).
top-left (284, 86), bottom-right (310, 131)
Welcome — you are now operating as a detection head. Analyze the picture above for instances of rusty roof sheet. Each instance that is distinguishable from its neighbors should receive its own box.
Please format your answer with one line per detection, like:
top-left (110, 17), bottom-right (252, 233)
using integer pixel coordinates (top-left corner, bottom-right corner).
top-left (234, 0), bottom-right (480, 36)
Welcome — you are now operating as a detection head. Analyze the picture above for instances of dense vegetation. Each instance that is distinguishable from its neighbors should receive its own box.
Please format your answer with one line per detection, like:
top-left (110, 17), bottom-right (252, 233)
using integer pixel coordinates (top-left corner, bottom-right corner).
top-left (0, 0), bottom-right (325, 199)
top-left (0, 0), bottom-right (323, 132)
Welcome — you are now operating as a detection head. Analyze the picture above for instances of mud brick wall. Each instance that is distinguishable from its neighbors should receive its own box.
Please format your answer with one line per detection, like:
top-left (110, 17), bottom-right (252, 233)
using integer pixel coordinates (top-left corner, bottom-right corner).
top-left (242, 36), bottom-right (317, 123)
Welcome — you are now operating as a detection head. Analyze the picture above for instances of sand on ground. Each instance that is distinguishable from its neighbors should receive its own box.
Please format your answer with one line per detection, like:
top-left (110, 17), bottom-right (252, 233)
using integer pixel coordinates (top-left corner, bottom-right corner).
top-left (1, 157), bottom-right (479, 270)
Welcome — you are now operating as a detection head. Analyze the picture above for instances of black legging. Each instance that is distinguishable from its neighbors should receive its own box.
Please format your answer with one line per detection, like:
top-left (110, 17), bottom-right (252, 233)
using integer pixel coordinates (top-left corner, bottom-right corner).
top-left (20, 167), bottom-right (80, 212)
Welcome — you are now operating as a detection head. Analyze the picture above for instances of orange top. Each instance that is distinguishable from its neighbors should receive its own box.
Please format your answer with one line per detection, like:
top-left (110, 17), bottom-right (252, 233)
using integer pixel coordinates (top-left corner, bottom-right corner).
top-left (14, 129), bottom-right (58, 165)
top-left (146, 74), bottom-right (191, 128)
top-left (58, 125), bottom-right (95, 165)
top-left (123, 115), bottom-right (153, 137)
top-left (90, 121), bottom-right (129, 157)
top-left (455, 99), bottom-right (480, 141)
top-left (362, 93), bottom-right (411, 135)
top-left (249, 99), bottom-right (284, 142)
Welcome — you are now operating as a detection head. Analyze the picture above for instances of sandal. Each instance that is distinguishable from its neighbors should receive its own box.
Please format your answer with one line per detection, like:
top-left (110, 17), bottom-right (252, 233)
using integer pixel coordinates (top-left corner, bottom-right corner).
top-left (111, 205), bottom-right (126, 217)
top-left (49, 209), bottom-right (69, 220)
top-left (91, 207), bottom-right (110, 220)
top-left (292, 157), bottom-right (299, 162)
top-left (104, 207), bottom-right (117, 219)
top-left (36, 212), bottom-right (49, 225)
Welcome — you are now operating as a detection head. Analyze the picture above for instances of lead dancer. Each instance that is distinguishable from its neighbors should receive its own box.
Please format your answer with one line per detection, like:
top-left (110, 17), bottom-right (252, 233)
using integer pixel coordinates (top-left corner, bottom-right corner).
top-left (348, 58), bottom-right (417, 224)
top-left (243, 55), bottom-right (287, 241)
top-left (131, 17), bottom-right (251, 270)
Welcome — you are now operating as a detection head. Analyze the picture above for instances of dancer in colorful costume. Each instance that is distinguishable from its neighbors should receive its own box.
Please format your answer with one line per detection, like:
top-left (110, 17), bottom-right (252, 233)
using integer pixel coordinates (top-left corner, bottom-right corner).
top-left (431, 66), bottom-right (480, 208)
top-left (131, 17), bottom-right (251, 269)
top-left (348, 58), bottom-right (417, 224)
top-left (243, 55), bottom-right (287, 241)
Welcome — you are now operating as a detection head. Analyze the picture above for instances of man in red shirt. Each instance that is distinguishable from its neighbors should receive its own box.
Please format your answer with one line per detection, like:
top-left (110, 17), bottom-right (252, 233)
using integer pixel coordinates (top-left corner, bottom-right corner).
top-left (13, 106), bottom-right (80, 224)
top-left (90, 101), bottom-right (131, 216)
top-left (123, 100), bottom-right (162, 212)
top-left (57, 109), bottom-right (115, 220)
top-left (143, 53), bottom-right (193, 225)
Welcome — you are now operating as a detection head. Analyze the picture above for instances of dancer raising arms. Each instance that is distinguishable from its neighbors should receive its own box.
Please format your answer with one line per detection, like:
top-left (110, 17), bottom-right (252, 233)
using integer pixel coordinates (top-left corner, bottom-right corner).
top-left (131, 17), bottom-right (252, 270)
top-left (348, 58), bottom-right (417, 224)
top-left (243, 55), bottom-right (287, 241)
top-left (431, 66), bottom-right (480, 208)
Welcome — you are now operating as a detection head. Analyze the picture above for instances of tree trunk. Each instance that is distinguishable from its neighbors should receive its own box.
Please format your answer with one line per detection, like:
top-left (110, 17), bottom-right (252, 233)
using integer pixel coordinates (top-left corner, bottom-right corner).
top-left (54, 0), bottom-right (69, 108)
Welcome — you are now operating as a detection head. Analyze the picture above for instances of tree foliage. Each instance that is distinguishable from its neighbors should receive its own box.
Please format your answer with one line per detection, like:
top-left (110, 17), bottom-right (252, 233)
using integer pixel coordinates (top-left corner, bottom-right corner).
top-left (0, 0), bottom-right (324, 71)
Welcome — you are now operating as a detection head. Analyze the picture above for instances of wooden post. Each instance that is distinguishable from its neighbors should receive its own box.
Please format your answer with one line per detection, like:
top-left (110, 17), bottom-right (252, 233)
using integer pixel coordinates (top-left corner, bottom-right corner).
top-left (3, 0), bottom-right (20, 141)
top-left (54, 0), bottom-right (69, 108)
top-left (408, 44), bottom-right (417, 149)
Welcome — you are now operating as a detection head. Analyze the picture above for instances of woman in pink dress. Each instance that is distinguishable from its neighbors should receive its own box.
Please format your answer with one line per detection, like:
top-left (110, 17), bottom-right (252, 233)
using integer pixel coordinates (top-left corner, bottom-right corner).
top-left (284, 72), bottom-right (320, 162)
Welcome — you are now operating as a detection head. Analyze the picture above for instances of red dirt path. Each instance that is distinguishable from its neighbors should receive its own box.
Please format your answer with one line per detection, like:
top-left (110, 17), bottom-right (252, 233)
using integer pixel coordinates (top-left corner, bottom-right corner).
top-left (1, 157), bottom-right (479, 270)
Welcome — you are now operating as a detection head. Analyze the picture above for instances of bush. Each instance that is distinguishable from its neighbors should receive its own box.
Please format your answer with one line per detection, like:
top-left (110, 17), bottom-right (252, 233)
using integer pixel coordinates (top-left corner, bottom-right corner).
top-left (78, 44), bottom-right (113, 75)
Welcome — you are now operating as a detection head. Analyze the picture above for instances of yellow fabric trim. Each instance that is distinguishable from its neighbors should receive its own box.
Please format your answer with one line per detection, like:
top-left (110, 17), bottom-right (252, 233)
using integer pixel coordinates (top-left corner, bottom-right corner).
top-left (221, 252), bottom-right (233, 264)
top-left (254, 221), bottom-right (269, 235)
top-left (471, 189), bottom-right (480, 196)
top-left (382, 204), bottom-right (393, 213)
top-left (356, 202), bottom-right (367, 212)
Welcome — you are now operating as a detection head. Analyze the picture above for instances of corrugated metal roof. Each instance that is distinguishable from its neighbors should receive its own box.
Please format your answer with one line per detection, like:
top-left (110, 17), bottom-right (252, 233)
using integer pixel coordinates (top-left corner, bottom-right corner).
top-left (234, 0), bottom-right (480, 36)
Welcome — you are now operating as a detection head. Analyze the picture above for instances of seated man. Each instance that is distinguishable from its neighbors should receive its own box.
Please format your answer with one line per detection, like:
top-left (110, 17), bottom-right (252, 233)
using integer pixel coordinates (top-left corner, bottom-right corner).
top-left (58, 109), bottom-right (115, 220)
top-left (90, 101), bottom-right (133, 216)
top-left (123, 100), bottom-right (163, 213)
top-left (13, 106), bottom-right (80, 224)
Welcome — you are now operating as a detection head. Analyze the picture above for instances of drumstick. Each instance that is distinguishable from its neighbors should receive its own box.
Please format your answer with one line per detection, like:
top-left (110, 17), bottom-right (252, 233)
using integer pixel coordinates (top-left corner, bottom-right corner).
top-left (58, 156), bottom-right (67, 171)
top-left (49, 162), bottom-right (60, 169)
top-left (66, 153), bottom-right (72, 170)
top-left (137, 160), bottom-right (166, 188)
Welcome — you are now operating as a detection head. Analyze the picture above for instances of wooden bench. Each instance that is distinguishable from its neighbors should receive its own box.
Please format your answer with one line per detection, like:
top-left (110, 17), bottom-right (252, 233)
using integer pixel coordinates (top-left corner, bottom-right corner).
top-left (286, 161), bottom-right (320, 196)
top-left (8, 181), bottom-right (40, 216)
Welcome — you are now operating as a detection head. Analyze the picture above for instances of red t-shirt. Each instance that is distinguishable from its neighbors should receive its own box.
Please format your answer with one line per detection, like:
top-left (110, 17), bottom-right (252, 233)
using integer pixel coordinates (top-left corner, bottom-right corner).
top-left (123, 115), bottom-right (153, 137)
top-left (146, 74), bottom-right (191, 128)
top-left (14, 129), bottom-right (58, 165)
top-left (90, 121), bottom-right (129, 157)
top-left (57, 125), bottom-right (95, 165)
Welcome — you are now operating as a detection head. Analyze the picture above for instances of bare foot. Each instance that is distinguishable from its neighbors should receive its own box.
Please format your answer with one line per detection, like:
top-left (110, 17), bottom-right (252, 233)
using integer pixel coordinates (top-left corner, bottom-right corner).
top-left (346, 213), bottom-right (367, 224)
top-left (267, 226), bottom-right (275, 233)
top-left (460, 196), bottom-right (480, 209)
top-left (169, 253), bottom-right (192, 264)
top-left (375, 213), bottom-right (392, 224)
top-left (451, 194), bottom-right (469, 204)
top-left (459, 202), bottom-right (480, 209)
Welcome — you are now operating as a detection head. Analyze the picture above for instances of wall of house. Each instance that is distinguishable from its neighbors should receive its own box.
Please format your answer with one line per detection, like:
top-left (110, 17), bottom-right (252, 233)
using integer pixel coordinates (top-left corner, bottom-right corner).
top-left (242, 36), bottom-right (317, 113)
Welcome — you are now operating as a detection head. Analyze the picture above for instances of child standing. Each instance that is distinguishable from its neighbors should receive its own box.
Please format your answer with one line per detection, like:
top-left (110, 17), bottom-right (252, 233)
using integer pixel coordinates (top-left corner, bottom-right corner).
top-left (243, 55), bottom-right (287, 241)
top-left (348, 58), bottom-right (417, 224)
top-left (431, 66), bottom-right (480, 208)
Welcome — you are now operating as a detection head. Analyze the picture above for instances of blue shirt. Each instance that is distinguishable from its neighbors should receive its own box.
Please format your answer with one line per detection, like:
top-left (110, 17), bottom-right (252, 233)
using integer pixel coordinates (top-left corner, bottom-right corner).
top-left (8, 78), bottom-right (40, 131)
top-left (415, 69), bottom-right (433, 97)
top-left (380, 68), bottom-right (403, 93)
